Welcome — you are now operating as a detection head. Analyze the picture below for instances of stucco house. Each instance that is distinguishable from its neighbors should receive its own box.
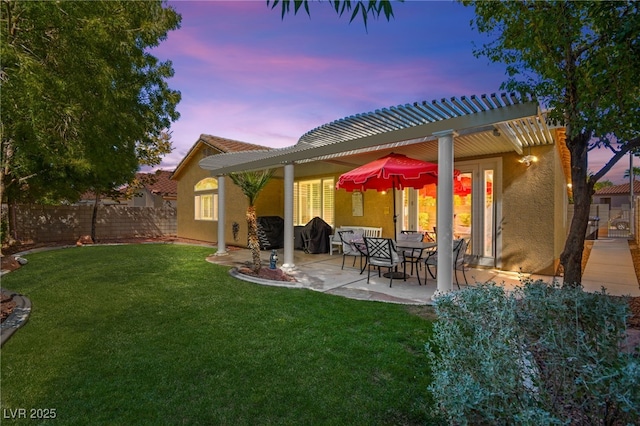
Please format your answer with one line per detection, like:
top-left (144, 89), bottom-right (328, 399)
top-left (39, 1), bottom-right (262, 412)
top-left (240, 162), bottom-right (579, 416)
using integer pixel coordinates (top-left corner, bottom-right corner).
top-left (127, 170), bottom-right (177, 208)
top-left (173, 93), bottom-right (572, 295)
top-left (171, 134), bottom-right (278, 243)
top-left (593, 180), bottom-right (639, 209)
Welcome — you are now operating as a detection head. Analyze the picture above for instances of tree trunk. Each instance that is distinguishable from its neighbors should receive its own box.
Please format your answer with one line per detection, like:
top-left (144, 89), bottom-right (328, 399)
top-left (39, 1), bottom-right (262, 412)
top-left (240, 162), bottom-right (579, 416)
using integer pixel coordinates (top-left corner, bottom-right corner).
top-left (246, 205), bottom-right (261, 272)
top-left (560, 132), bottom-right (593, 286)
top-left (1, 140), bottom-right (16, 251)
top-left (9, 201), bottom-right (18, 242)
top-left (91, 191), bottom-right (100, 242)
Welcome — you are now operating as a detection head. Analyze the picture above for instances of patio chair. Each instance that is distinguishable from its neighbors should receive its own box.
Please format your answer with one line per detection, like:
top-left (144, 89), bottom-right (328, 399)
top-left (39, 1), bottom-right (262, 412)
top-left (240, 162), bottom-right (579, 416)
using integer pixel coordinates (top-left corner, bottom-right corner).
top-left (363, 237), bottom-right (401, 287)
top-left (397, 232), bottom-right (426, 284)
top-left (424, 238), bottom-right (469, 289)
top-left (424, 229), bottom-right (437, 242)
top-left (338, 230), bottom-right (367, 273)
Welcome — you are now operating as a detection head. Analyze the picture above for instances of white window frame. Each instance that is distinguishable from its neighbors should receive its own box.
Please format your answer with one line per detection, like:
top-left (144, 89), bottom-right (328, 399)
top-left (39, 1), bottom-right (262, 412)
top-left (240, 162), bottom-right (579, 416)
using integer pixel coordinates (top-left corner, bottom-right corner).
top-left (293, 177), bottom-right (334, 226)
top-left (194, 178), bottom-right (219, 221)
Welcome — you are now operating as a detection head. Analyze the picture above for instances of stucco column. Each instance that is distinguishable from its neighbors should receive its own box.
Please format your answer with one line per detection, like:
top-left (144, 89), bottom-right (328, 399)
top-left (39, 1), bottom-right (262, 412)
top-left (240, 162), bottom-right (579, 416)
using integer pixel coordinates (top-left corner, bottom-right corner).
top-left (433, 130), bottom-right (456, 299)
top-left (215, 175), bottom-right (228, 256)
top-left (282, 163), bottom-right (295, 270)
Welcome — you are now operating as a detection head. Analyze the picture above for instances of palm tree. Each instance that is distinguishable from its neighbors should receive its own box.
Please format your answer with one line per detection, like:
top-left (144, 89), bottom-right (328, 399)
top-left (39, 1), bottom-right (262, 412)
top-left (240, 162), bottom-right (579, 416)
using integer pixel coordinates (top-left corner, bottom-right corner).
top-left (593, 180), bottom-right (614, 192)
top-left (228, 169), bottom-right (276, 272)
top-left (623, 167), bottom-right (640, 180)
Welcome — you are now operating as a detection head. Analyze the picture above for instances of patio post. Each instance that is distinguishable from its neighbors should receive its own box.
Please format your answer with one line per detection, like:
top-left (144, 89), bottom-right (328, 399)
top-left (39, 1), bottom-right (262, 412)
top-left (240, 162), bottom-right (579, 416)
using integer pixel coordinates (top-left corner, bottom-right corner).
top-left (433, 130), bottom-right (456, 298)
top-left (215, 174), bottom-right (228, 256)
top-left (282, 163), bottom-right (295, 270)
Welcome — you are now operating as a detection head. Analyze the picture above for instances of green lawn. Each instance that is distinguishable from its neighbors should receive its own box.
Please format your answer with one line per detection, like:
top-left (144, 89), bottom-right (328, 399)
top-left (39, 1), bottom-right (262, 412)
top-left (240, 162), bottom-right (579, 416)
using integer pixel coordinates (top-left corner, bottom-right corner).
top-left (1, 244), bottom-right (441, 425)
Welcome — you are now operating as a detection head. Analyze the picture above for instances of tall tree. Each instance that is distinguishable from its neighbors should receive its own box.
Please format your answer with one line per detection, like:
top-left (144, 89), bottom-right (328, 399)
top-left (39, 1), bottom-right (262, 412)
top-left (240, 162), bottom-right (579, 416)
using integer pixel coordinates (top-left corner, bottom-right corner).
top-left (463, 1), bottom-right (640, 285)
top-left (1, 0), bottom-right (181, 243)
top-left (229, 170), bottom-right (276, 273)
top-left (86, 132), bottom-right (173, 242)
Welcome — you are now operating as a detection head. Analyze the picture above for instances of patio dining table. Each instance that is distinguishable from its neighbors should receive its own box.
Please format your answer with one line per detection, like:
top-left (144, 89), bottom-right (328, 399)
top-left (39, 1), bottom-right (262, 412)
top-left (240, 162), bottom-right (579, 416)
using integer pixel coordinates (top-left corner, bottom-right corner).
top-left (347, 237), bottom-right (436, 251)
top-left (394, 240), bottom-right (437, 282)
top-left (348, 236), bottom-right (437, 280)
top-left (394, 240), bottom-right (437, 251)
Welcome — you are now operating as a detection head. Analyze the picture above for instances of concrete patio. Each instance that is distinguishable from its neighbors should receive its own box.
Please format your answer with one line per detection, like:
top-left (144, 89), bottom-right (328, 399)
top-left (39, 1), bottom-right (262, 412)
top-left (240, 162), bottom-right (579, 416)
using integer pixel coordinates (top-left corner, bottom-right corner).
top-left (206, 237), bottom-right (640, 305)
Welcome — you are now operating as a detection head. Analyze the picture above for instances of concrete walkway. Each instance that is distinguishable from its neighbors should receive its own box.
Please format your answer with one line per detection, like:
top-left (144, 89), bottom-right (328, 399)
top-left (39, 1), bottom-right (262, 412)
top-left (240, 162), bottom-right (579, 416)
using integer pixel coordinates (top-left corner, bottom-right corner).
top-left (581, 238), bottom-right (639, 297)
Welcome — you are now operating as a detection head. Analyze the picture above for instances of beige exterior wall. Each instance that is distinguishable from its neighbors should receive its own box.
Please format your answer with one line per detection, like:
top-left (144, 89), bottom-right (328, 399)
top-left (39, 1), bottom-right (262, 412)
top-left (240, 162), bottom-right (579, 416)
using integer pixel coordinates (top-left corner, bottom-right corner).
top-left (174, 144), bottom-right (285, 247)
top-left (176, 145), bottom-right (569, 274)
top-left (552, 144), bottom-right (570, 274)
top-left (334, 185), bottom-right (396, 238)
top-left (174, 145), bottom-right (219, 243)
top-left (254, 177), bottom-right (284, 217)
top-left (500, 145), bottom-right (568, 275)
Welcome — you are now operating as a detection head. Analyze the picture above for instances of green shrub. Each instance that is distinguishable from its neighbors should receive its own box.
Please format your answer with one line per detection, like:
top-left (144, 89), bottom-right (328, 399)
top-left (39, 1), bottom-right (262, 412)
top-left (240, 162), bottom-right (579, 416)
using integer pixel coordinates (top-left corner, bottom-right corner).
top-left (426, 280), bottom-right (640, 425)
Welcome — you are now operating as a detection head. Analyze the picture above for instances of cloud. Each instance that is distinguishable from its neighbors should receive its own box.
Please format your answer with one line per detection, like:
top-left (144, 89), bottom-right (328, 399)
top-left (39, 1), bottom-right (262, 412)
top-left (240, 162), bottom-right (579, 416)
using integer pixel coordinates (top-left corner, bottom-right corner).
top-left (153, 0), bottom-right (571, 176)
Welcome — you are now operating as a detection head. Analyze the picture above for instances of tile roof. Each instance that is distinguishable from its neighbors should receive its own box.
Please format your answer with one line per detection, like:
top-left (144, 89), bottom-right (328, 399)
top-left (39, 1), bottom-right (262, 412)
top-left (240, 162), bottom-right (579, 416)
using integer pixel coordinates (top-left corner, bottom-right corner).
top-left (198, 134), bottom-right (270, 153)
top-left (594, 180), bottom-right (640, 195)
top-left (137, 170), bottom-right (176, 196)
top-left (78, 170), bottom-right (176, 202)
top-left (171, 134), bottom-right (271, 180)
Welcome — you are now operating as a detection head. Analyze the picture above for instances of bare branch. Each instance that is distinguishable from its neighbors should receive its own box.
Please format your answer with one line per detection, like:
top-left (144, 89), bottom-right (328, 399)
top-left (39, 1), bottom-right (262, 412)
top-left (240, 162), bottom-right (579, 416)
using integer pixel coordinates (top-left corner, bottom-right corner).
top-left (590, 136), bottom-right (640, 183)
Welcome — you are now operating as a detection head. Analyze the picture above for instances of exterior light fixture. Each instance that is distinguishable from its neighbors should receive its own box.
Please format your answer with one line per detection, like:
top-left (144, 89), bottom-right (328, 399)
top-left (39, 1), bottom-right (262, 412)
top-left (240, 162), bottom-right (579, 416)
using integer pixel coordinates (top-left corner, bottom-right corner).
top-left (519, 145), bottom-right (538, 166)
top-left (519, 155), bottom-right (538, 166)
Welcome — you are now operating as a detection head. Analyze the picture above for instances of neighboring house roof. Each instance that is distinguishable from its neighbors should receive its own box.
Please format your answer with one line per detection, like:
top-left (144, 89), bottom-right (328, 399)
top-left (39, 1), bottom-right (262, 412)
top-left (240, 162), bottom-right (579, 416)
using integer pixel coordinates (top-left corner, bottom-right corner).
top-left (78, 191), bottom-right (101, 202)
top-left (79, 170), bottom-right (177, 203)
top-left (171, 134), bottom-right (271, 180)
top-left (137, 170), bottom-right (177, 199)
top-left (594, 180), bottom-right (640, 196)
top-left (199, 92), bottom-right (559, 175)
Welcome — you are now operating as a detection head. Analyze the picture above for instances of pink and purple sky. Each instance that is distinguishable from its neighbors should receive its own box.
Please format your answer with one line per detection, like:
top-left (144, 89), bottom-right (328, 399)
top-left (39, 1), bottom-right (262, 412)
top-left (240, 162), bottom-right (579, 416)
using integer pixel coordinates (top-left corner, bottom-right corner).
top-left (151, 0), bottom-right (632, 184)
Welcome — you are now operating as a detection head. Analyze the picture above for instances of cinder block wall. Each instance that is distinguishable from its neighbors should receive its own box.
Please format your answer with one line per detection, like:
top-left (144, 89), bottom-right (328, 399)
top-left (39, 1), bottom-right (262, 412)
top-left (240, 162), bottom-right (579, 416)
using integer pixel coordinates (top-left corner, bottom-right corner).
top-left (14, 204), bottom-right (176, 243)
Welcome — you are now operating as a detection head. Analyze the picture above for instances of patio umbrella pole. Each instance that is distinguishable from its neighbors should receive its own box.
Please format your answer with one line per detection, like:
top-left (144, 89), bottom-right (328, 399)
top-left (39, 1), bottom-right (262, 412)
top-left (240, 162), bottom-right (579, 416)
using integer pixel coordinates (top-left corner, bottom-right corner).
top-left (384, 180), bottom-right (406, 279)
top-left (392, 182), bottom-right (397, 240)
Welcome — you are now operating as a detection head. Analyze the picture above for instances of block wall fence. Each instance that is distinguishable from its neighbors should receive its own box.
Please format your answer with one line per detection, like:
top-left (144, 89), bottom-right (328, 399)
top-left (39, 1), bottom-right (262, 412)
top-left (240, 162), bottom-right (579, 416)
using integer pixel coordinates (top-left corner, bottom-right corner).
top-left (10, 204), bottom-right (176, 243)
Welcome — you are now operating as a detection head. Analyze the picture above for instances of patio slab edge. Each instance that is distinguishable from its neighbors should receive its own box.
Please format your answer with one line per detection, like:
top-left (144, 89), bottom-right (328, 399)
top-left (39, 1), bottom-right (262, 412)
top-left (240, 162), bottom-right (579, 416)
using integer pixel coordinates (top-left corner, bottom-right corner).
top-left (227, 266), bottom-right (431, 305)
top-left (228, 267), bottom-right (306, 289)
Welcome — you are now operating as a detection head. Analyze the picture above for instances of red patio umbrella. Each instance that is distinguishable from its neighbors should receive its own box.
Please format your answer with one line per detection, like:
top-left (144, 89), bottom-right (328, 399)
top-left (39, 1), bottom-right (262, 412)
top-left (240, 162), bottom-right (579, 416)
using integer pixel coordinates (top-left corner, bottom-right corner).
top-left (336, 153), bottom-right (456, 239)
top-left (336, 153), bottom-right (439, 193)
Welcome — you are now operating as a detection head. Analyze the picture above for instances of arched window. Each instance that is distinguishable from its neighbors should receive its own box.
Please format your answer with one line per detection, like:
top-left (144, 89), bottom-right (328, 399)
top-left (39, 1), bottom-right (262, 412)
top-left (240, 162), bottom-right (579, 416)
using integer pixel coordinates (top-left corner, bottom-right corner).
top-left (194, 178), bottom-right (218, 221)
top-left (194, 178), bottom-right (218, 191)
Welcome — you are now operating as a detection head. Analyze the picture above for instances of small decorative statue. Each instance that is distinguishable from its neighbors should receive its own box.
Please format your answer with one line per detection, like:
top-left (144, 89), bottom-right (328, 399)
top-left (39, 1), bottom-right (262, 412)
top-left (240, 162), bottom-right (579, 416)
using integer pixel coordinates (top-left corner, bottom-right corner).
top-left (232, 222), bottom-right (240, 241)
top-left (269, 249), bottom-right (278, 270)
